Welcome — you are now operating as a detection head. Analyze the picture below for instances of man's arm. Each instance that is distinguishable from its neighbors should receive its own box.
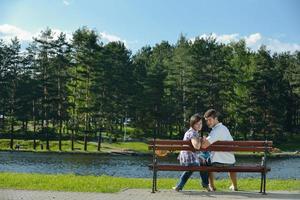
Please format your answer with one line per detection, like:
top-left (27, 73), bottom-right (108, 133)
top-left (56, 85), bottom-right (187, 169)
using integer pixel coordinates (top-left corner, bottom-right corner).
top-left (201, 136), bottom-right (211, 149)
top-left (191, 137), bottom-right (211, 150)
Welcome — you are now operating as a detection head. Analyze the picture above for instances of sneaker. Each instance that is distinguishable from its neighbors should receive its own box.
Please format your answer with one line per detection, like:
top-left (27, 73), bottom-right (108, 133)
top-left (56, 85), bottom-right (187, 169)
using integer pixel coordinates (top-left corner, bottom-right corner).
top-left (229, 185), bottom-right (238, 191)
top-left (172, 186), bottom-right (181, 192)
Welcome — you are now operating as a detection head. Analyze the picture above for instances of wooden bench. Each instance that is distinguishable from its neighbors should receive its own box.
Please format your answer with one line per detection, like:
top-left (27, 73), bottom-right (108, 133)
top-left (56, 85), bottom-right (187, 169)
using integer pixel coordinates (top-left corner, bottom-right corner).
top-left (148, 139), bottom-right (273, 194)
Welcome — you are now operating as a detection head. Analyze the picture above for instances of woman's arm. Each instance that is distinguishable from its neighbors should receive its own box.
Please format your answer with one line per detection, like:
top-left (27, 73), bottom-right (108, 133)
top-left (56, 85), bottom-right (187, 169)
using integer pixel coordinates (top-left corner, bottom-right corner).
top-left (191, 137), bottom-right (201, 150)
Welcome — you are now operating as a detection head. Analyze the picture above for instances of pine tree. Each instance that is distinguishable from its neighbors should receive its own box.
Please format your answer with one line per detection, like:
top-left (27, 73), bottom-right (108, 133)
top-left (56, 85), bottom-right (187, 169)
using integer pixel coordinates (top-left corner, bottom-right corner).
top-left (32, 28), bottom-right (57, 150)
top-left (51, 32), bottom-right (72, 150)
top-left (6, 38), bottom-right (23, 149)
top-left (71, 27), bottom-right (99, 150)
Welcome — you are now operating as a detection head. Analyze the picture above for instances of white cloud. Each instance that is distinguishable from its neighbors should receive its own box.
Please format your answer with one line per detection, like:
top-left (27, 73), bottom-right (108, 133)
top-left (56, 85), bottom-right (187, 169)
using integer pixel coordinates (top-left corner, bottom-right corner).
top-left (0, 24), bottom-right (33, 42)
top-left (244, 33), bottom-right (262, 46)
top-left (196, 33), bottom-right (239, 44)
top-left (63, 0), bottom-right (70, 6)
top-left (99, 32), bottom-right (122, 42)
top-left (0, 24), bottom-right (126, 44)
top-left (99, 31), bottom-right (127, 46)
top-left (217, 33), bottom-right (239, 43)
top-left (192, 32), bottom-right (299, 53)
top-left (0, 24), bottom-right (73, 44)
top-left (1, 24), bottom-right (298, 54)
top-left (0, 24), bottom-right (129, 49)
top-left (266, 38), bottom-right (300, 53)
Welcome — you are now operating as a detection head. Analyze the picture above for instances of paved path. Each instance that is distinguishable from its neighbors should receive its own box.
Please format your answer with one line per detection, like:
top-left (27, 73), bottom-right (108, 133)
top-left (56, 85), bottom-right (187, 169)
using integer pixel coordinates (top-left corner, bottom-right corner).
top-left (0, 189), bottom-right (299, 200)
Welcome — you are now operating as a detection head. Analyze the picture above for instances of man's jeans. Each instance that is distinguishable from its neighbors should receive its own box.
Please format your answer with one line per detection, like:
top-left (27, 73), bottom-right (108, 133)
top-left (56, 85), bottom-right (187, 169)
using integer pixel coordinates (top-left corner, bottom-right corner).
top-left (176, 162), bottom-right (209, 190)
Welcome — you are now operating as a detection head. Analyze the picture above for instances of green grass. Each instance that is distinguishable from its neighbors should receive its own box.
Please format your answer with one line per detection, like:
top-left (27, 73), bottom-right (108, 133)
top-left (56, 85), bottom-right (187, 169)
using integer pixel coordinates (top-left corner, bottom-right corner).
top-left (1, 136), bottom-right (299, 155)
top-left (0, 139), bottom-right (149, 153)
top-left (0, 172), bottom-right (299, 193)
top-left (107, 141), bottom-right (149, 152)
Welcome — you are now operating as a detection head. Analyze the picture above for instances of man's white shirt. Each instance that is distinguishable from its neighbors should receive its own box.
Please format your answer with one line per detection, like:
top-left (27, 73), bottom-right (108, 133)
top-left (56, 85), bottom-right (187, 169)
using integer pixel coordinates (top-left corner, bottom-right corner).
top-left (206, 123), bottom-right (236, 164)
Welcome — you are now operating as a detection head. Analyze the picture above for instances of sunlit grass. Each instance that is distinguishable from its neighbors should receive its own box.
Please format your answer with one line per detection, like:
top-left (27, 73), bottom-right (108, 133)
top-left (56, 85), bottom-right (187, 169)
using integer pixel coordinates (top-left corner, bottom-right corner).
top-left (0, 139), bottom-right (149, 153)
top-left (0, 172), bottom-right (299, 193)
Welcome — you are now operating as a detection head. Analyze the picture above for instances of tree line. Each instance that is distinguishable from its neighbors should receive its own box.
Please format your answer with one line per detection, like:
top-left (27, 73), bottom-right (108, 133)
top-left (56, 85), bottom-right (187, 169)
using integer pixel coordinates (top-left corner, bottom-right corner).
top-left (0, 27), bottom-right (299, 150)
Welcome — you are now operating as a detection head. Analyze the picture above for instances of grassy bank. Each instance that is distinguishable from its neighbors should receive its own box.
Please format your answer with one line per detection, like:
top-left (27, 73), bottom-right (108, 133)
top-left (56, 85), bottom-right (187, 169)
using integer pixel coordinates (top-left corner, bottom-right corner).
top-left (0, 139), bottom-right (149, 153)
top-left (0, 138), bottom-right (299, 156)
top-left (0, 172), bottom-right (299, 193)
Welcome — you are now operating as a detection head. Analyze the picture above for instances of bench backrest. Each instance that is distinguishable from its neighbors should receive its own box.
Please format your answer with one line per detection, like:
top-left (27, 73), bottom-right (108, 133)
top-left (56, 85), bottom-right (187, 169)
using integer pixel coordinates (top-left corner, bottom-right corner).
top-left (148, 140), bottom-right (273, 152)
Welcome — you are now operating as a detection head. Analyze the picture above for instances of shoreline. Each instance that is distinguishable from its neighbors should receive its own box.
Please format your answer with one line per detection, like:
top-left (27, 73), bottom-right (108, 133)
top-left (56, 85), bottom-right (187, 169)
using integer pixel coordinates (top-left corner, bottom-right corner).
top-left (0, 149), bottom-right (299, 158)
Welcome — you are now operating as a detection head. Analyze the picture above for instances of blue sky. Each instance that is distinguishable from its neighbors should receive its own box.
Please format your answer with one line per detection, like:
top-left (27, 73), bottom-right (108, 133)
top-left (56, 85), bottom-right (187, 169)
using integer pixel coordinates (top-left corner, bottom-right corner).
top-left (0, 0), bottom-right (299, 53)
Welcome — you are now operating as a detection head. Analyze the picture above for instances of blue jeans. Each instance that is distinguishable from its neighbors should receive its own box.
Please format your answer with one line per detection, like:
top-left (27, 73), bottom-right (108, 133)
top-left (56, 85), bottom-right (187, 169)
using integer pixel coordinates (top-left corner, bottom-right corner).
top-left (176, 162), bottom-right (209, 190)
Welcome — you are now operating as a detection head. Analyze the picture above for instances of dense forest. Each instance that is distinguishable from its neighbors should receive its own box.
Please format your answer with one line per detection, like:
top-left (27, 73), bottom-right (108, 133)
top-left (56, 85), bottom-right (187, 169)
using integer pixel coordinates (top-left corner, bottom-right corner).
top-left (0, 27), bottom-right (299, 150)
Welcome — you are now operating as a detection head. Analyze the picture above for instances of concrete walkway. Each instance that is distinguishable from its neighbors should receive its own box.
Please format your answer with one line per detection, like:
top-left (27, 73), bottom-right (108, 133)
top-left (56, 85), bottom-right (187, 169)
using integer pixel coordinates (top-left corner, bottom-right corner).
top-left (0, 189), bottom-right (299, 200)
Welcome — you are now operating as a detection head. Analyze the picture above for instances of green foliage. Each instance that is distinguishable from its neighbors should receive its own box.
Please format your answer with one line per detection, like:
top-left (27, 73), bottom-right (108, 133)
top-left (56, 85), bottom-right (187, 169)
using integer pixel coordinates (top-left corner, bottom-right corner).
top-left (0, 29), bottom-right (299, 146)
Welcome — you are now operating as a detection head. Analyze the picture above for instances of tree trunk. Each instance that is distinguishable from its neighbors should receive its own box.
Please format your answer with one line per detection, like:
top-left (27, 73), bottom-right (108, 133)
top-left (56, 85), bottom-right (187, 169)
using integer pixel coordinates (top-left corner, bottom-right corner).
top-left (25, 120), bottom-right (28, 133)
top-left (22, 120), bottom-right (25, 133)
top-left (97, 131), bottom-right (101, 151)
top-left (59, 120), bottom-right (62, 151)
top-left (84, 134), bottom-right (87, 151)
top-left (46, 121), bottom-right (50, 150)
top-left (10, 116), bottom-right (14, 149)
top-left (71, 129), bottom-right (74, 151)
top-left (0, 113), bottom-right (3, 132)
top-left (33, 118), bottom-right (36, 150)
top-left (169, 124), bottom-right (173, 139)
top-left (32, 100), bottom-right (36, 150)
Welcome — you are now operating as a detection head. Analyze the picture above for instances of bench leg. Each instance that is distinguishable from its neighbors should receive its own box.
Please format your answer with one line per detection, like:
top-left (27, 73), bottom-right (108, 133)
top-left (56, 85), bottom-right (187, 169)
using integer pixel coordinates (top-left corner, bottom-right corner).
top-left (152, 169), bottom-right (156, 193)
top-left (263, 172), bottom-right (267, 195)
top-left (154, 170), bottom-right (158, 191)
top-left (260, 172), bottom-right (263, 193)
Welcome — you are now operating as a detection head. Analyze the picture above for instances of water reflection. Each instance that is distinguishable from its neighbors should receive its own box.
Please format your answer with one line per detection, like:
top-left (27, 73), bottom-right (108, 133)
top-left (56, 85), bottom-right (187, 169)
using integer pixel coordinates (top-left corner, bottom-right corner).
top-left (0, 151), bottom-right (299, 179)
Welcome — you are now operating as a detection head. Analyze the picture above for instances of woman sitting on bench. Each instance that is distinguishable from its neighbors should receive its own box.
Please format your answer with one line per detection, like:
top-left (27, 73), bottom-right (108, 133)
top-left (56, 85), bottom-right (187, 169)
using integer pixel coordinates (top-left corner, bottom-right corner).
top-left (173, 113), bottom-right (211, 191)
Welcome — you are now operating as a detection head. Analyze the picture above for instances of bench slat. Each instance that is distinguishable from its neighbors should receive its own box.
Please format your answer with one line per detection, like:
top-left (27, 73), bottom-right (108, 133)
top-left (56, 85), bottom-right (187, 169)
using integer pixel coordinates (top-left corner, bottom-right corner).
top-left (149, 140), bottom-right (191, 145)
top-left (149, 164), bottom-right (271, 172)
top-left (149, 140), bottom-right (272, 147)
top-left (149, 145), bottom-right (192, 151)
top-left (149, 145), bottom-right (272, 152)
top-left (215, 141), bottom-right (273, 146)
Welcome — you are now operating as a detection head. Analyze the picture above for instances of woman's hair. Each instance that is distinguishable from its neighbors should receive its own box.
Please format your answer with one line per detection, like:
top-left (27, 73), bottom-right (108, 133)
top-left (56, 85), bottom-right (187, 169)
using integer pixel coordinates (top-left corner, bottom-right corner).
top-left (189, 113), bottom-right (203, 128)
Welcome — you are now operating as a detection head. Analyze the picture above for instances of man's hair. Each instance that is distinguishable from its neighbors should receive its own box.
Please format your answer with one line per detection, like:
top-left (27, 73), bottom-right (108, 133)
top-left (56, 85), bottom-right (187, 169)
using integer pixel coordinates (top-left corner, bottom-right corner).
top-left (190, 113), bottom-right (203, 128)
top-left (204, 109), bottom-right (220, 119)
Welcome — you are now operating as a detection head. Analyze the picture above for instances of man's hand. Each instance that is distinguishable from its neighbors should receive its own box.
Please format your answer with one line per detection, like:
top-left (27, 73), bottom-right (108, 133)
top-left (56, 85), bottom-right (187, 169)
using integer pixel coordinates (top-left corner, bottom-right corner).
top-left (200, 136), bottom-right (206, 143)
top-left (201, 136), bottom-right (211, 149)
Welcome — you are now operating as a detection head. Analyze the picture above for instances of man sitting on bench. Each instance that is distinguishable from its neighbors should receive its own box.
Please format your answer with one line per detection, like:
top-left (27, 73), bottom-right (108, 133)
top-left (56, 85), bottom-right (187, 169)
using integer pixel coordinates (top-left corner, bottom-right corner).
top-left (200, 109), bottom-right (238, 191)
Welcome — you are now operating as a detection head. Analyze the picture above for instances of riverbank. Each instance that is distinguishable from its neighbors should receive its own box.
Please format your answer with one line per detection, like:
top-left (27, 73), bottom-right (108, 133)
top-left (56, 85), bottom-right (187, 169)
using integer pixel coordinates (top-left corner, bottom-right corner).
top-left (1, 139), bottom-right (300, 157)
top-left (0, 139), bottom-right (149, 154)
top-left (0, 173), bottom-right (299, 193)
top-left (1, 146), bottom-right (300, 158)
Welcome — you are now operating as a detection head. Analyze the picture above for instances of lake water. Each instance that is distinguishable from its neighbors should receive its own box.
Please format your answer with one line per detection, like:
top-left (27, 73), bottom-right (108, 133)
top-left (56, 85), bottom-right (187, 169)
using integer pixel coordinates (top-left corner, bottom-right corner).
top-left (0, 151), bottom-right (299, 179)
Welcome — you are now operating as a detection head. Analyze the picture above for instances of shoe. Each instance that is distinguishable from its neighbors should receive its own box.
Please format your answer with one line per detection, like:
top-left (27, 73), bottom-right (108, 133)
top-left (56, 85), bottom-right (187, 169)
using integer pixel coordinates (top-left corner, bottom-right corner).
top-left (208, 184), bottom-right (216, 191)
top-left (203, 185), bottom-right (213, 192)
top-left (229, 185), bottom-right (238, 191)
top-left (172, 186), bottom-right (181, 192)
